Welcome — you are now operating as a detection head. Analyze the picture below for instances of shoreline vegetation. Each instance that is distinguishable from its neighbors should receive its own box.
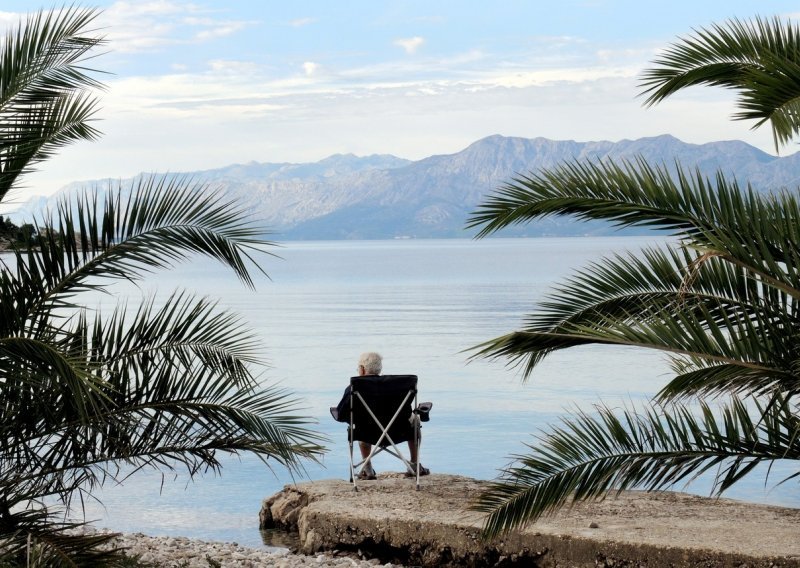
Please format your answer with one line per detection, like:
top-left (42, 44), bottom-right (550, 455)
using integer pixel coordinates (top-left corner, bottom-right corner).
top-left (0, 215), bottom-right (35, 250)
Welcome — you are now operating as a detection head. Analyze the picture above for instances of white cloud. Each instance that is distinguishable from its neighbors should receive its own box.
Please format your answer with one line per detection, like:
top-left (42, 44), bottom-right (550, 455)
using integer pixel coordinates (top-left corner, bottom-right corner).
top-left (193, 21), bottom-right (248, 41)
top-left (206, 59), bottom-right (261, 75)
top-left (482, 65), bottom-right (639, 89)
top-left (595, 47), bottom-right (655, 65)
top-left (289, 17), bottom-right (315, 27)
top-left (2, 5), bottom-right (785, 203)
top-left (108, 1), bottom-right (186, 17)
top-left (394, 36), bottom-right (425, 54)
top-left (11, 63), bottom-right (779, 206)
top-left (99, 1), bottom-right (252, 53)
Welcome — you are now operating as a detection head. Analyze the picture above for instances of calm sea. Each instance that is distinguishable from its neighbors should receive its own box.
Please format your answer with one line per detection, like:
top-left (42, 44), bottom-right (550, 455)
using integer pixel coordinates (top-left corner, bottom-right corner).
top-left (78, 237), bottom-right (799, 547)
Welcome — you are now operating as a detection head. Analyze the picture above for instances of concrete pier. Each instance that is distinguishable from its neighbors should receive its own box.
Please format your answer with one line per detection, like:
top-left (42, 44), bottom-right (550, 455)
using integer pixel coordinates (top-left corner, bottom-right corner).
top-left (260, 473), bottom-right (800, 567)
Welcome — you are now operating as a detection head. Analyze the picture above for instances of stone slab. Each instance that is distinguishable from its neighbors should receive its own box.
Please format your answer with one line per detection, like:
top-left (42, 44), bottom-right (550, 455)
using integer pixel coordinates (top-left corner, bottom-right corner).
top-left (260, 473), bottom-right (800, 567)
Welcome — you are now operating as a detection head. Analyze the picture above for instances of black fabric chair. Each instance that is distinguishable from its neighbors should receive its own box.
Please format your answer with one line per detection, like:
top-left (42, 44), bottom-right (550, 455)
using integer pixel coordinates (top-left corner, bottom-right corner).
top-left (330, 374), bottom-right (431, 490)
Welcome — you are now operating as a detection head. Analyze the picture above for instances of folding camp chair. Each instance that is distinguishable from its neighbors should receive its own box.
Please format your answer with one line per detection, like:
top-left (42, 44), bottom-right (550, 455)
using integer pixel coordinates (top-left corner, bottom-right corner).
top-left (330, 374), bottom-right (432, 491)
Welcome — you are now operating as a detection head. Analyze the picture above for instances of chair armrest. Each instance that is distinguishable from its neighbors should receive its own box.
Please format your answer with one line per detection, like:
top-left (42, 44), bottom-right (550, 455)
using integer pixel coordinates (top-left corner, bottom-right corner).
top-left (414, 401), bottom-right (432, 422)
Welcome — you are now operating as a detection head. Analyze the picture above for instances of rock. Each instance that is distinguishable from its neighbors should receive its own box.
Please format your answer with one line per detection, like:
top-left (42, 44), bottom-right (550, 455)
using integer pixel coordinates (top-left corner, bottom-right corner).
top-left (262, 487), bottom-right (311, 530)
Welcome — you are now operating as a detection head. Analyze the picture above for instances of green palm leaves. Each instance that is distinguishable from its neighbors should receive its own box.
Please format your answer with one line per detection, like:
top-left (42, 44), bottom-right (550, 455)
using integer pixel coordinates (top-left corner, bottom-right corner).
top-left (469, 161), bottom-right (800, 392)
top-left (0, 7), bottom-right (322, 566)
top-left (0, 6), bottom-right (104, 201)
top-left (0, 185), bottom-right (324, 563)
top-left (640, 16), bottom-right (800, 152)
top-left (469, 159), bottom-right (800, 537)
top-left (477, 397), bottom-right (800, 537)
top-left (468, 16), bottom-right (800, 538)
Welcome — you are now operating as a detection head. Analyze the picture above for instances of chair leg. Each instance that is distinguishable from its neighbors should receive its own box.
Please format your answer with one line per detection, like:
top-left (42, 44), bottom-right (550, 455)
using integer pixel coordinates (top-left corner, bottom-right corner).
top-left (348, 437), bottom-right (357, 491)
top-left (414, 415), bottom-right (421, 490)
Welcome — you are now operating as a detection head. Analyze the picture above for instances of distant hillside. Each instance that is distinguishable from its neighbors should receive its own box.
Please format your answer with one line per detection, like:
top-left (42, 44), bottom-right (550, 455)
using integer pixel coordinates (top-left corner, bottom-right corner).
top-left (8, 135), bottom-right (800, 239)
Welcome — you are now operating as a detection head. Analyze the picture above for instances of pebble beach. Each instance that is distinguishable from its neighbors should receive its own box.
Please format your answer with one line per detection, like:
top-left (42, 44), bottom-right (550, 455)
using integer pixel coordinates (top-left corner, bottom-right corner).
top-left (100, 531), bottom-right (402, 568)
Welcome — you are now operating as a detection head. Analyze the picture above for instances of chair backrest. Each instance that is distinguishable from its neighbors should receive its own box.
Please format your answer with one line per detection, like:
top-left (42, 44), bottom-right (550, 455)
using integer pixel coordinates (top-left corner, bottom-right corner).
top-left (349, 374), bottom-right (417, 446)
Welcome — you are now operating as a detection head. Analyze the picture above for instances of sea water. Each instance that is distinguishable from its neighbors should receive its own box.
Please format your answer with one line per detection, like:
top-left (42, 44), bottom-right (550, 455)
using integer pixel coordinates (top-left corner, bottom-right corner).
top-left (76, 237), bottom-right (799, 546)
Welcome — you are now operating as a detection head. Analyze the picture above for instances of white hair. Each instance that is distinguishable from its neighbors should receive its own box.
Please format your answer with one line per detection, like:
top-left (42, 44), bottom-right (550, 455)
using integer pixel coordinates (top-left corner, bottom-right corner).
top-left (358, 352), bottom-right (383, 375)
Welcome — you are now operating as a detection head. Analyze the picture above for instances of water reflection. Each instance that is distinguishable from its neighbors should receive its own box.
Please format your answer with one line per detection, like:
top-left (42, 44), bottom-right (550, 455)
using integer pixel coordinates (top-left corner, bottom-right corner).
top-left (259, 529), bottom-right (300, 551)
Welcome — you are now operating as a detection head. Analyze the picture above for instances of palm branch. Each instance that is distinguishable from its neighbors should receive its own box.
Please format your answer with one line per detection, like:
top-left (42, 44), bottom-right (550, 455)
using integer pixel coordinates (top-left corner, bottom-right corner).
top-left (468, 159), bottom-right (800, 396)
top-left (0, 6), bottom-right (325, 566)
top-left (0, 510), bottom-right (124, 567)
top-left (0, 180), bottom-right (324, 505)
top-left (467, 159), bottom-right (800, 296)
top-left (467, 157), bottom-right (800, 535)
top-left (470, 244), bottom-right (798, 401)
top-left (476, 396), bottom-right (800, 537)
top-left (0, 179), bottom-right (325, 566)
top-left (0, 6), bottom-right (105, 201)
top-left (639, 16), bottom-right (800, 151)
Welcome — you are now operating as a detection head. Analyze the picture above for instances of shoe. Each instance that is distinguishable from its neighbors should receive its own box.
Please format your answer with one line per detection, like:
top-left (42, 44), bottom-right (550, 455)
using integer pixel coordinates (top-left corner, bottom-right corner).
top-left (357, 464), bottom-right (377, 480)
top-left (404, 462), bottom-right (430, 477)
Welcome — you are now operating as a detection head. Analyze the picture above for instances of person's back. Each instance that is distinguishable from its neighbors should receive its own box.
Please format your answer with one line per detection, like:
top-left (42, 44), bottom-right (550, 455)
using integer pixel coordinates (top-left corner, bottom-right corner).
top-left (333, 352), bottom-right (430, 481)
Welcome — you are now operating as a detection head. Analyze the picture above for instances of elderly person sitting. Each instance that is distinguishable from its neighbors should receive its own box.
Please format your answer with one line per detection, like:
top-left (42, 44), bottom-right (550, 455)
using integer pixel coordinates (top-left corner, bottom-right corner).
top-left (335, 352), bottom-right (430, 480)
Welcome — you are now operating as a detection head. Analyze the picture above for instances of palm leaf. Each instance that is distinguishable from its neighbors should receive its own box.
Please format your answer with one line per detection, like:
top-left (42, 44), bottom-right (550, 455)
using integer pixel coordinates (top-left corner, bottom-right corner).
top-left (0, 512), bottom-right (125, 567)
top-left (475, 396), bottom-right (800, 537)
top-left (0, 290), bottom-right (323, 506)
top-left (468, 11), bottom-right (800, 544)
top-left (639, 16), bottom-right (800, 151)
top-left (469, 242), bottom-right (798, 400)
top-left (0, 6), bottom-right (105, 201)
top-left (0, 6), bottom-right (325, 565)
top-left (468, 160), bottom-right (800, 299)
top-left (5, 176), bottom-right (274, 332)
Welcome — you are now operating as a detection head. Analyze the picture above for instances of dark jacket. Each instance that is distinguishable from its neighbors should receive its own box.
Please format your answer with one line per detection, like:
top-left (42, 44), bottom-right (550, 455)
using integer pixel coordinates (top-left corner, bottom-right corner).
top-left (334, 374), bottom-right (379, 422)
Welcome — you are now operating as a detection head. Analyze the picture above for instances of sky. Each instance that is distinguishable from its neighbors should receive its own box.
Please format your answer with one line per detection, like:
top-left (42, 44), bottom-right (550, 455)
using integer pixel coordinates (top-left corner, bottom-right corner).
top-left (3, 0), bottom-right (800, 204)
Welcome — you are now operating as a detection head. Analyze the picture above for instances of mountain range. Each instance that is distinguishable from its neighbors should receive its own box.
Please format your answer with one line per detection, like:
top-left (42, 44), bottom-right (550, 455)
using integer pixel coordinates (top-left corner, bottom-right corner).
top-left (8, 134), bottom-right (800, 239)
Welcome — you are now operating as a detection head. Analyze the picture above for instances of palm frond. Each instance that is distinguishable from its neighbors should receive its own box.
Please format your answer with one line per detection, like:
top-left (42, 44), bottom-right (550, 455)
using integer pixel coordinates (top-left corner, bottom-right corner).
top-left (0, 505), bottom-right (124, 567)
top-left (6, 176), bottom-right (275, 331)
top-left (0, 6), bottom-right (324, 566)
top-left (0, 335), bottom-right (112, 421)
top-left (92, 292), bottom-right (263, 388)
top-left (0, 286), bottom-right (324, 507)
top-left (2, 377), bottom-right (323, 503)
top-left (639, 16), bottom-right (800, 151)
top-left (475, 396), bottom-right (800, 537)
top-left (469, 241), bottom-right (798, 400)
top-left (468, 160), bottom-right (800, 296)
top-left (0, 6), bottom-right (105, 201)
top-left (468, 11), bottom-right (800, 543)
